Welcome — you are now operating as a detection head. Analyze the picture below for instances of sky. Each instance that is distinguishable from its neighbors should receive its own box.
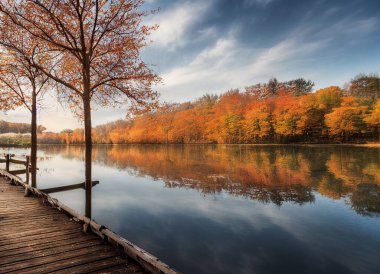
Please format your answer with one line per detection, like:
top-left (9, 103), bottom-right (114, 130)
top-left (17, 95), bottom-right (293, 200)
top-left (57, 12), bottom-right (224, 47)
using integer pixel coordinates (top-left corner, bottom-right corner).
top-left (1, 0), bottom-right (380, 132)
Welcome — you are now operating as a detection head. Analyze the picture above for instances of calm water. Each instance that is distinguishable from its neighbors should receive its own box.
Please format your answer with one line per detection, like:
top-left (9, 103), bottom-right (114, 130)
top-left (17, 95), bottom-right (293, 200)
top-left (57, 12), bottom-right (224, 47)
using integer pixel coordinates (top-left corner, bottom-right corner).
top-left (1, 145), bottom-right (380, 274)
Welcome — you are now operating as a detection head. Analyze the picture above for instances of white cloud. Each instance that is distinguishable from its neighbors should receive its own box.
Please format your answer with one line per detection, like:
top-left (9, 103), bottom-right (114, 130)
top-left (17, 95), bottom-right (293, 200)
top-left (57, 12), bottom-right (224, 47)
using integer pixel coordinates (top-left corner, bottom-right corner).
top-left (158, 32), bottom-right (328, 101)
top-left (248, 37), bottom-right (327, 75)
top-left (244, 0), bottom-right (274, 7)
top-left (148, 1), bottom-right (212, 48)
top-left (325, 16), bottom-right (379, 36)
top-left (157, 12), bottom-right (380, 102)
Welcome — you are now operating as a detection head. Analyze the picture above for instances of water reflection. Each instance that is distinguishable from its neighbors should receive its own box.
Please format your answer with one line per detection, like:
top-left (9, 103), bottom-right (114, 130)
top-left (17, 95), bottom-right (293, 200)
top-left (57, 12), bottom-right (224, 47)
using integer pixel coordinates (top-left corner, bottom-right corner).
top-left (2, 145), bottom-right (380, 274)
top-left (40, 180), bottom-right (97, 218)
top-left (37, 144), bottom-right (380, 216)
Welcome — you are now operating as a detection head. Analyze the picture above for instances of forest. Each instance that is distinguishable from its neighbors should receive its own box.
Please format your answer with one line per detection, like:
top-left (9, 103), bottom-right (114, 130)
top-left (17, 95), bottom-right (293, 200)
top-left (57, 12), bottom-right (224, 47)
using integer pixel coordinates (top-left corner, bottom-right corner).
top-left (1, 74), bottom-right (379, 145)
top-left (35, 74), bottom-right (380, 145)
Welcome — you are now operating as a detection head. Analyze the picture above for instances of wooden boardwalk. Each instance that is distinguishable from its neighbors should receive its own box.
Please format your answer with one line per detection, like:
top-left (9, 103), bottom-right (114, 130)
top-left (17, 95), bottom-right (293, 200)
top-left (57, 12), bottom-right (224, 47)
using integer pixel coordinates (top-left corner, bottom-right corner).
top-left (0, 177), bottom-right (145, 274)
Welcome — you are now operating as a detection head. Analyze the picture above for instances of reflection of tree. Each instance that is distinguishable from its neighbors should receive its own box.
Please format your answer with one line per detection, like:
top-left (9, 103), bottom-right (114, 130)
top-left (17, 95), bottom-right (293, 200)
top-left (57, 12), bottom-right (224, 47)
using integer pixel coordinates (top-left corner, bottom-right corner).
top-left (165, 180), bottom-right (314, 206)
top-left (351, 184), bottom-right (380, 216)
top-left (318, 175), bottom-right (350, 200)
top-left (38, 145), bottom-right (380, 214)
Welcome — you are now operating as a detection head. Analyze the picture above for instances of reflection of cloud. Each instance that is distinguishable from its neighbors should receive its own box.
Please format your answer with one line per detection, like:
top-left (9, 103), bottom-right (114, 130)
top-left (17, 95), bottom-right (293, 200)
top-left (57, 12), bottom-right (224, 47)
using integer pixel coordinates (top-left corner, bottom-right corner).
top-left (92, 171), bottom-right (378, 274)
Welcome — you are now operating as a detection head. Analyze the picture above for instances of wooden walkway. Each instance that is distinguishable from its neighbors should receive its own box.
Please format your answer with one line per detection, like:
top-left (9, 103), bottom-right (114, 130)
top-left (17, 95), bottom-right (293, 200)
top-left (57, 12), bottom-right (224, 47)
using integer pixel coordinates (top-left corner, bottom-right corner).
top-left (0, 177), bottom-right (145, 274)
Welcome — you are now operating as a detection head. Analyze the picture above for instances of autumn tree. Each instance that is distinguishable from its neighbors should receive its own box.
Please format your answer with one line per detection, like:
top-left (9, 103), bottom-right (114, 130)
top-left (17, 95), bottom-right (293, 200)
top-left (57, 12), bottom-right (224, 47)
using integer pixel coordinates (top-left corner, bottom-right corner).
top-left (284, 78), bottom-right (314, 96)
top-left (244, 101), bottom-right (273, 142)
top-left (295, 95), bottom-right (325, 139)
top-left (246, 78), bottom-right (314, 99)
top-left (365, 99), bottom-right (380, 140)
top-left (325, 97), bottom-right (369, 141)
top-left (273, 97), bottom-right (301, 140)
top-left (155, 103), bottom-right (178, 144)
top-left (0, 29), bottom-right (50, 188)
top-left (61, 129), bottom-right (74, 144)
top-left (346, 74), bottom-right (380, 102)
top-left (315, 86), bottom-right (343, 112)
top-left (0, 1), bottom-right (160, 196)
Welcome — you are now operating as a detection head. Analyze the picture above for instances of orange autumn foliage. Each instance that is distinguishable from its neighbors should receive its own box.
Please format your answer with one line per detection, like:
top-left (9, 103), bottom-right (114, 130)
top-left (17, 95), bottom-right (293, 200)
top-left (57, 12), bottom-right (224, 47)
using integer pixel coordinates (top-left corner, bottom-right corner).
top-left (39, 82), bottom-right (380, 144)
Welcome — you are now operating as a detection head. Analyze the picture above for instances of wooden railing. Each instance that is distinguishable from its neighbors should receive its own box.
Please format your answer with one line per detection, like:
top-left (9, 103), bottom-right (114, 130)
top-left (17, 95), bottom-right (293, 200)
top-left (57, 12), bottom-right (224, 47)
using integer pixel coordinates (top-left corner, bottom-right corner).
top-left (0, 154), bottom-right (31, 184)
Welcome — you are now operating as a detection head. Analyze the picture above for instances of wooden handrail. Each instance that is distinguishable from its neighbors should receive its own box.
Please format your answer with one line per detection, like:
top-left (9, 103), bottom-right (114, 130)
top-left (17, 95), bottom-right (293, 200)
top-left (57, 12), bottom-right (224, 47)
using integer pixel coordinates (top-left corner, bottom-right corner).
top-left (40, 181), bottom-right (100, 194)
top-left (0, 154), bottom-right (31, 184)
top-left (9, 158), bottom-right (28, 165)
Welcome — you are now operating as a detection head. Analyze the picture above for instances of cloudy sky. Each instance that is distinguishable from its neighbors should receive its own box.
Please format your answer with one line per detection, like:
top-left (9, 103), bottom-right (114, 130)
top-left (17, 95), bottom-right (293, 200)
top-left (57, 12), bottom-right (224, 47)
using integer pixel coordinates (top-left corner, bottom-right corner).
top-left (1, 0), bottom-right (380, 131)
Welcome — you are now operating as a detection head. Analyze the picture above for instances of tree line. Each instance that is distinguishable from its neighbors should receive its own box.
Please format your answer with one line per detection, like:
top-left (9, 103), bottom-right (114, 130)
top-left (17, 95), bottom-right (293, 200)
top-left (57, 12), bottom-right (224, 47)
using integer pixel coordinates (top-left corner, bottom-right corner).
top-left (38, 74), bottom-right (380, 144)
top-left (0, 120), bottom-right (46, 134)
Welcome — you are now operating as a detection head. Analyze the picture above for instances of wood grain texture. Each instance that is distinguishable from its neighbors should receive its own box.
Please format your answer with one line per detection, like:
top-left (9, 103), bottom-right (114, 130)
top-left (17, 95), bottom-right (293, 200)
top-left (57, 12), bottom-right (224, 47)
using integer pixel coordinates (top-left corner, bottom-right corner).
top-left (0, 177), bottom-right (145, 274)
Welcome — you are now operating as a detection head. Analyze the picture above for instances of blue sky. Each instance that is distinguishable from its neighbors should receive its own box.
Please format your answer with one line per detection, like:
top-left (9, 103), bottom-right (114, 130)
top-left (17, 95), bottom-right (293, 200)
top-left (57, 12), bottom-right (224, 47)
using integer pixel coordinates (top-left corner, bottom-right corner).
top-left (1, 0), bottom-right (379, 131)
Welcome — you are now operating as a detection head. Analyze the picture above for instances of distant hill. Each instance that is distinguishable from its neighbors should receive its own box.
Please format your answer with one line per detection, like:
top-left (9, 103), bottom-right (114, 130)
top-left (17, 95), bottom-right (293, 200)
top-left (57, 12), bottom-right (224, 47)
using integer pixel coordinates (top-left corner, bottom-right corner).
top-left (0, 120), bottom-right (46, 134)
top-left (0, 120), bottom-right (31, 134)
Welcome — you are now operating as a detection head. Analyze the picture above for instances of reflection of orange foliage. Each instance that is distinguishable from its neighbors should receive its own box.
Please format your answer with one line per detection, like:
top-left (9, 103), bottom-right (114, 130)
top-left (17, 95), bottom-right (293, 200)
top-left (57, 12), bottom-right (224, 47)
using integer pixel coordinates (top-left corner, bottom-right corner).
top-left (103, 146), bottom-right (314, 189)
top-left (363, 163), bottom-right (380, 184)
top-left (41, 145), bottom-right (380, 191)
top-left (40, 145), bottom-right (380, 211)
top-left (326, 153), bottom-right (380, 186)
top-left (318, 176), bottom-right (349, 200)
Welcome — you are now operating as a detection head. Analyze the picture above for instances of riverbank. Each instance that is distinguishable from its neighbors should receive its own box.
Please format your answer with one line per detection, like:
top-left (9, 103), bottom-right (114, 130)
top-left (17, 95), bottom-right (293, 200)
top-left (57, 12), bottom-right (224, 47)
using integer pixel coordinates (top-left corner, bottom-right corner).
top-left (1, 142), bottom-right (379, 148)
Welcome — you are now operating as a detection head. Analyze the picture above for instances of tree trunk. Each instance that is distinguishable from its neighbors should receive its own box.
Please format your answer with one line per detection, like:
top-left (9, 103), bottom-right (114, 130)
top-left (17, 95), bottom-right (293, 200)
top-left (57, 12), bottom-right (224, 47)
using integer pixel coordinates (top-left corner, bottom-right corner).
top-left (83, 94), bottom-right (92, 219)
top-left (31, 88), bottom-right (37, 188)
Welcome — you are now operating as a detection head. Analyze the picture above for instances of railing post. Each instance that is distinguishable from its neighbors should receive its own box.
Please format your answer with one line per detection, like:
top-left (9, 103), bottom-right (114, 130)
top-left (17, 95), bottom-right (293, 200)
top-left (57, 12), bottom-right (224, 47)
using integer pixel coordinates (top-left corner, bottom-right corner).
top-left (5, 154), bottom-right (10, 172)
top-left (24, 155), bottom-right (32, 197)
top-left (25, 156), bottom-right (30, 185)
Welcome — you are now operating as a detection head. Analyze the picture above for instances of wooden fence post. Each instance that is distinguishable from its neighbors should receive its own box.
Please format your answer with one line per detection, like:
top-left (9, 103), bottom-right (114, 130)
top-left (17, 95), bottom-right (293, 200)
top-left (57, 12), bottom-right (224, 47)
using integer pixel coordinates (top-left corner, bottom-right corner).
top-left (24, 155), bottom-right (32, 197)
top-left (5, 154), bottom-right (10, 172)
top-left (25, 156), bottom-right (30, 185)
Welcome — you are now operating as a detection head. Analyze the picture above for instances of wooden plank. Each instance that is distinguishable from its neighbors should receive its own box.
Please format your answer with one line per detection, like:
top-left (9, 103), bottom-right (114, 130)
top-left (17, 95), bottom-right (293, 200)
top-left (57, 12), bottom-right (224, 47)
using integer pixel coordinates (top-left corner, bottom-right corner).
top-left (9, 159), bottom-right (27, 165)
top-left (0, 230), bottom-right (88, 252)
top-left (0, 212), bottom-right (64, 219)
top-left (0, 215), bottom-right (64, 224)
top-left (0, 224), bottom-right (79, 239)
top-left (0, 233), bottom-right (98, 254)
top-left (9, 169), bottom-right (27, 175)
top-left (0, 228), bottom-right (82, 247)
top-left (0, 236), bottom-right (99, 258)
top-left (50, 257), bottom-right (133, 274)
top-left (0, 214), bottom-right (65, 225)
top-left (96, 264), bottom-right (146, 274)
top-left (0, 218), bottom-right (71, 229)
top-left (0, 215), bottom-right (69, 226)
top-left (40, 180), bottom-right (100, 194)
top-left (0, 241), bottom-right (105, 266)
top-left (0, 246), bottom-right (117, 273)
top-left (24, 253), bottom-right (125, 274)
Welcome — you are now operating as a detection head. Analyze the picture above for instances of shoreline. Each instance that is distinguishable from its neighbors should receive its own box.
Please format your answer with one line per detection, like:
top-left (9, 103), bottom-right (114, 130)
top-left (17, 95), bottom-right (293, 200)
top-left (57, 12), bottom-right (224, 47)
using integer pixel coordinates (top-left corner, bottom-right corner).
top-left (1, 143), bottom-right (379, 148)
